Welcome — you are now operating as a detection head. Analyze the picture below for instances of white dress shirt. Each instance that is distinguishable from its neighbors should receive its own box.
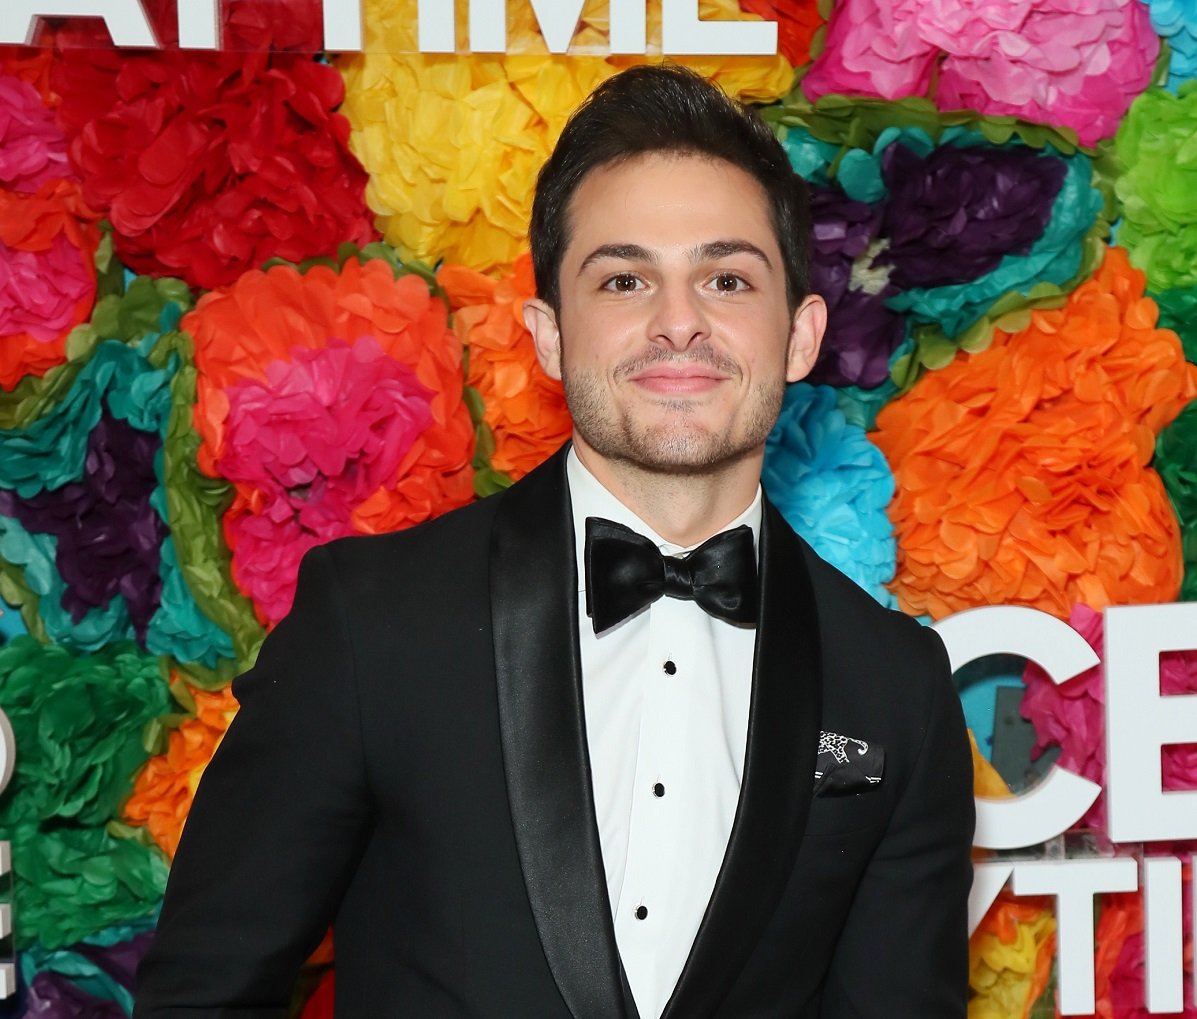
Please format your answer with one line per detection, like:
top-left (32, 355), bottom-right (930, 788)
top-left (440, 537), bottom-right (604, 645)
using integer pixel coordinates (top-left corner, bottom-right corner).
top-left (566, 449), bottom-right (759, 1019)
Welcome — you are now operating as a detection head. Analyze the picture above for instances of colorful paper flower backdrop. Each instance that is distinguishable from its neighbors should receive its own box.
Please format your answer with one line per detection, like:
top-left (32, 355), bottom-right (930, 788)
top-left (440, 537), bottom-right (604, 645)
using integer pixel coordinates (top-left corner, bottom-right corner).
top-left (0, 179), bottom-right (98, 391)
top-left (438, 253), bottom-right (570, 486)
top-left (763, 383), bottom-right (897, 605)
top-left (1, 0), bottom-right (1197, 1012)
top-left (803, 0), bottom-right (1160, 146)
top-left (185, 256), bottom-right (475, 625)
top-left (874, 248), bottom-right (1197, 620)
top-left (0, 638), bottom-right (169, 951)
top-left (335, 0), bottom-right (796, 273)
top-left (773, 99), bottom-right (1111, 390)
top-left (48, 2), bottom-right (376, 291)
top-left (0, 275), bottom-right (246, 682)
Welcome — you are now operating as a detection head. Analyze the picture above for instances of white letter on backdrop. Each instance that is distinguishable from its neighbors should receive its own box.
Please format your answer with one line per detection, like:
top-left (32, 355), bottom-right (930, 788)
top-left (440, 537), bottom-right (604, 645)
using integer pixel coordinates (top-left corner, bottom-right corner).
top-left (1106, 603), bottom-right (1197, 842)
top-left (1013, 858), bottom-right (1138, 1015)
top-left (661, 0), bottom-right (776, 55)
top-left (418, 0), bottom-right (454, 52)
top-left (323, 0), bottom-right (362, 51)
top-left (177, 0), bottom-right (218, 49)
top-left (968, 860), bottom-right (1014, 935)
top-left (527, 0), bottom-right (586, 53)
top-left (0, 0), bottom-right (157, 46)
top-left (469, 0), bottom-right (505, 52)
top-left (1144, 856), bottom-right (1184, 1013)
top-left (933, 606), bottom-right (1102, 849)
top-left (609, 0), bottom-right (645, 53)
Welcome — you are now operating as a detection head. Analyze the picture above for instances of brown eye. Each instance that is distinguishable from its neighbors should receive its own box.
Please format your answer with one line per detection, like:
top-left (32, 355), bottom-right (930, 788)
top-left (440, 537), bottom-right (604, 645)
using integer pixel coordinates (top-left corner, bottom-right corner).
top-left (712, 273), bottom-right (745, 292)
top-left (606, 274), bottom-right (641, 292)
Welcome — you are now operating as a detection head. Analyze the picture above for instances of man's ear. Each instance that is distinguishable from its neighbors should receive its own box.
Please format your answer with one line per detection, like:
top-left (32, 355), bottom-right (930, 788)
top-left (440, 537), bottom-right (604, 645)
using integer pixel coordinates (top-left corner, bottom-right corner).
top-left (523, 298), bottom-right (563, 381)
top-left (785, 294), bottom-right (827, 384)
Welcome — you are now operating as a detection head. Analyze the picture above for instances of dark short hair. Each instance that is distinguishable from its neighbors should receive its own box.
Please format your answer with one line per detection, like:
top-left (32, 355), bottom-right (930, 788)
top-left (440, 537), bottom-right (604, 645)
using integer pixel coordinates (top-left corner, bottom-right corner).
top-left (529, 63), bottom-right (811, 314)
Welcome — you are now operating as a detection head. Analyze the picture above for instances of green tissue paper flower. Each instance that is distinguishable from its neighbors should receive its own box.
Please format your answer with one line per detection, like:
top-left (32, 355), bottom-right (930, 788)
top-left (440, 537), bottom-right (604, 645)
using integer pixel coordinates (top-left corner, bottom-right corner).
top-left (9, 823), bottom-right (167, 949)
top-left (1157, 399), bottom-right (1197, 600)
top-left (1151, 285), bottom-right (1197, 364)
top-left (1115, 82), bottom-right (1197, 291)
top-left (0, 637), bottom-right (171, 828)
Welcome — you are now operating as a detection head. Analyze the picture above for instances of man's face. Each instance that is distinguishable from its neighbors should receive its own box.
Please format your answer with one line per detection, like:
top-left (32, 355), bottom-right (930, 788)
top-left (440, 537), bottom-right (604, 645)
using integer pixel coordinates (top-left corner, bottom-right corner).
top-left (525, 152), bottom-right (825, 476)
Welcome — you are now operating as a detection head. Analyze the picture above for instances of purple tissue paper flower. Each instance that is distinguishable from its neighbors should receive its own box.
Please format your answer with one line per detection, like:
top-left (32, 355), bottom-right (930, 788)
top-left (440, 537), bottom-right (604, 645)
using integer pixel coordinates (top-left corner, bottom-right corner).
top-left (0, 412), bottom-right (166, 639)
top-left (807, 186), bottom-right (906, 389)
top-left (880, 142), bottom-right (1067, 290)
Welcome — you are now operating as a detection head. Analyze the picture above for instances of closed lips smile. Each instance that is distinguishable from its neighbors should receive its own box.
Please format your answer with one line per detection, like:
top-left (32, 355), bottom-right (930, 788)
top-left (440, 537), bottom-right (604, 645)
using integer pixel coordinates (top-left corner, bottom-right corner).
top-left (629, 366), bottom-right (729, 393)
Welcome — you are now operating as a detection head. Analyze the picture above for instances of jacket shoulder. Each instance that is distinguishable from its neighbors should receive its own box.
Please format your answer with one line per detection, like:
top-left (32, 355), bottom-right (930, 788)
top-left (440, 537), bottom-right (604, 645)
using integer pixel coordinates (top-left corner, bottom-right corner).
top-left (793, 533), bottom-right (949, 682)
top-left (305, 492), bottom-right (506, 607)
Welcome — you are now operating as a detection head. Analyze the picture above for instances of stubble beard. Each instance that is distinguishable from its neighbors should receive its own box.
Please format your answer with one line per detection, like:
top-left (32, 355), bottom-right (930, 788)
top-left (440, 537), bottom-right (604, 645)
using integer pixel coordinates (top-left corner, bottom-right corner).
top-left (560, 342), bottom-right (786, 477)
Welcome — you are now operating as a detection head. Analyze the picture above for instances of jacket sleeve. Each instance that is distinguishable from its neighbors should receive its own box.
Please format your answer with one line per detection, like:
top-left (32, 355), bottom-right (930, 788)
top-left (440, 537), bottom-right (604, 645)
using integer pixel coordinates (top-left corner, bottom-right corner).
top-left (134, 544), bottom-right (374, 1017)
top-left (819, 629), bottom-right (976, 1018)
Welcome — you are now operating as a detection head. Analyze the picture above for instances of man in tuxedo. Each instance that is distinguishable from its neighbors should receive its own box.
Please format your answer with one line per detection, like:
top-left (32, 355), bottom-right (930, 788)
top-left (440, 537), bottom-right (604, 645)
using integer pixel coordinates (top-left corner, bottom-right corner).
top-left (136, 65), bottom-right (975, 1017)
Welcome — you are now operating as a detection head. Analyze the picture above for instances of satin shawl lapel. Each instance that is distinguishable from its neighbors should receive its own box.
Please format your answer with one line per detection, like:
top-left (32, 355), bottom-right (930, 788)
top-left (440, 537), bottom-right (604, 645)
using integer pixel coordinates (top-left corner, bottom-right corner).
top-left (662, 500), bottom-right (823, 1018)
top-left (490, 448), bottom-right (627, 1019)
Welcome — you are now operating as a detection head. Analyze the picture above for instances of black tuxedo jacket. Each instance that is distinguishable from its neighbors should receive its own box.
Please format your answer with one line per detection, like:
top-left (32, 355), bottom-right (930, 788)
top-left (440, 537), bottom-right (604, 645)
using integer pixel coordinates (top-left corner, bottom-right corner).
top-left (135, 447), bottom-right (975, 1018)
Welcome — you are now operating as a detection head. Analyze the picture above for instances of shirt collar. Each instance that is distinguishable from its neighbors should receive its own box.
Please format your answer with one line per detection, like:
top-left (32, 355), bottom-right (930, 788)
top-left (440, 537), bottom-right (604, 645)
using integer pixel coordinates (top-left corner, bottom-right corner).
top-left (567, 446), bottom-right (763, 593)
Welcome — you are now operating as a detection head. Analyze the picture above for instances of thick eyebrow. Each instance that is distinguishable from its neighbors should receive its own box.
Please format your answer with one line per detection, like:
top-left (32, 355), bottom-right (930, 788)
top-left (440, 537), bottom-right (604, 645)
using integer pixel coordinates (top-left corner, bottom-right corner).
top-left (689, 240), bottom-right (774, 270)
top-left (575, 239), bottom-right (775, 277)
top-left (576, 243), bottom-right (658, 276)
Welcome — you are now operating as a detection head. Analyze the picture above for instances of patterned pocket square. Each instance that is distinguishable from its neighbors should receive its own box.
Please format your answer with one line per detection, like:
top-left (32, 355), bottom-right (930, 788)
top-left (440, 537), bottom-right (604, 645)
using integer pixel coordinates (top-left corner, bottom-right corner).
top-left (813, 730), bottom-right (884, 797)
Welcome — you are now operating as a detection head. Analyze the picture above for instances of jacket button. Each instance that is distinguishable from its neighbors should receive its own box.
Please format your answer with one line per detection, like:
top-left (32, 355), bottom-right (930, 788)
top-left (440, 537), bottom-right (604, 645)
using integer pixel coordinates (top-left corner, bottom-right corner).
top-left (634, 905), bottom-right (648, 920)
top-left (663, 660), bottom-right (677, 675)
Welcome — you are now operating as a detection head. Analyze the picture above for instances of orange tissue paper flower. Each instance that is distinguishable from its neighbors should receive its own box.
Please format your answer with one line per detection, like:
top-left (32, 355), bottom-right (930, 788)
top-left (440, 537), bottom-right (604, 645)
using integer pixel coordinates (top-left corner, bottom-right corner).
top-left (185, 259), bottom-right (475, 626)
top-left (124, 685), bottom-right (239, 858)
top-left (874, 247), bottom-right (1197, 620)
top-left (439, 254), bottom-right (571, 481)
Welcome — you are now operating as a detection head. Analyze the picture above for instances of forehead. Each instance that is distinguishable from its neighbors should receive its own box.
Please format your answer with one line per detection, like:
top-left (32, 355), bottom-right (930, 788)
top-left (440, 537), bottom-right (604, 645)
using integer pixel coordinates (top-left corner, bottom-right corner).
top-left (561, 153), bottom-right (776, 263)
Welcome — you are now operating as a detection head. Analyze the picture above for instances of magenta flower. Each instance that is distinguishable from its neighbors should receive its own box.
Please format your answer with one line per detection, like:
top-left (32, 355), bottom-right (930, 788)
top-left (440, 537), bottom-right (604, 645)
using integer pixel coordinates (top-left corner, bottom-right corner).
top-left (804, 0), bottom-right (1159, 147)
top-left (0, 74), bottom-right (72, 194)
top-left (0, 229), bottom-right (93, 343)
top-left (218, 336), bottom-right (435, 624)
top-left (1021, 603), bottom-right (1197, 839)
top-left (1020, 603), bottom-right (1106, 828)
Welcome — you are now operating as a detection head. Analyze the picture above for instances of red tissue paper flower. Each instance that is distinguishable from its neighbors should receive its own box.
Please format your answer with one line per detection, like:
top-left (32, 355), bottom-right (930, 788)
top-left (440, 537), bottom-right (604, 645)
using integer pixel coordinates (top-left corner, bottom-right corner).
top-left (0, 179), bottom-right (98, 390)
top-left (185, 259), bottom-right (475, 626)
top-left (737, 0), bottom-right (825, 67)
top-left (49, 1), bottom-right (375, 291)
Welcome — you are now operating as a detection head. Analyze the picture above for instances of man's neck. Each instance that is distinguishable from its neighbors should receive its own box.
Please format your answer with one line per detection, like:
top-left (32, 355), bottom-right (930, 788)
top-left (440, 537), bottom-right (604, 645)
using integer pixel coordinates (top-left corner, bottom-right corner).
top-left (572, 438), bottom-right (763, 548)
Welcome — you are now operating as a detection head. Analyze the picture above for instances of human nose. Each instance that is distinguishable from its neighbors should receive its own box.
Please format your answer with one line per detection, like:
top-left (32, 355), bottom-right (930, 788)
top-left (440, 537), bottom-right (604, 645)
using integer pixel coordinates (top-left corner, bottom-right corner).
top-left (646, 281), bottom-right (709, 350)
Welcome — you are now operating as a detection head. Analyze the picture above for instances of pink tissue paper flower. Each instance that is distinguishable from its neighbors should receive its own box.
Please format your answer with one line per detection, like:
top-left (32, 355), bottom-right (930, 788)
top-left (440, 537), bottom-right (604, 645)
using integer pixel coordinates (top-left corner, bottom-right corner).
top-left (218, 336), bottom-right (434, 625)
top-left (0, 230), bottom-right (91, 344)
top-left (1021, 603), bottom-right (1197, 844)
top-left (804, 0), bottom-right (1159, 147)
top-left (0, 73), bottom-right (72, 193)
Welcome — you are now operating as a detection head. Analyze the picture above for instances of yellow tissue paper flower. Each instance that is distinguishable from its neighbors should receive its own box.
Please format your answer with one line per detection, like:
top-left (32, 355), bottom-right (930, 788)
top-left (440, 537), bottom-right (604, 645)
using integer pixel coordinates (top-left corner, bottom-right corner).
top-left (969, 897), bottom-right (1056, 1019)
top-left (337, 0), bottom-right (795, 273)
top-left (970, 730), bottom-right (1013, 799)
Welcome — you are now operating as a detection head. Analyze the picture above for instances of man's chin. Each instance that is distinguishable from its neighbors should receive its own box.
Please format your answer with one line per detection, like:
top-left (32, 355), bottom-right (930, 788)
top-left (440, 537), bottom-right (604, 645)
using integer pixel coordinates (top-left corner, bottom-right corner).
top-left (583, 428), bottom-right (761, 477)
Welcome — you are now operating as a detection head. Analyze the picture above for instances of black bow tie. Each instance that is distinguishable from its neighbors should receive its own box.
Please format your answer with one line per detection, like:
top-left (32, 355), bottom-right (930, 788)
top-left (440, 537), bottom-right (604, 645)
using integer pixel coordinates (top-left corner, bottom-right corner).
top-left (584, 516), bottom-right (759, 634)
